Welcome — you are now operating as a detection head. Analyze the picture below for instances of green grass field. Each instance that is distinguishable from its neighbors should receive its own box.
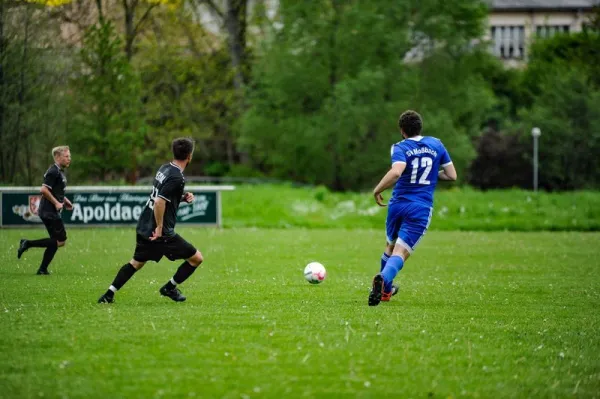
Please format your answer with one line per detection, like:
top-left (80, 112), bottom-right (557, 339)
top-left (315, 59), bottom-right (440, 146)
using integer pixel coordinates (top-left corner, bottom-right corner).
top-left (1, 228), bottom-right (599, 398)
top-left (223, 185), bottom-right (600, 231)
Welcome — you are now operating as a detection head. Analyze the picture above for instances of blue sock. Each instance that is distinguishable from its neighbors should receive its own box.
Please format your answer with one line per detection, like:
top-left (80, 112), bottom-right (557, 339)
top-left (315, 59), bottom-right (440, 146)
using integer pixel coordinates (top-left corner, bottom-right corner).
top-left (381, 256), bottom-right (404, 291)
top-left (380, 253), bottom-right (392, 292)
top-left (380, 253), bottom-right (390, 272)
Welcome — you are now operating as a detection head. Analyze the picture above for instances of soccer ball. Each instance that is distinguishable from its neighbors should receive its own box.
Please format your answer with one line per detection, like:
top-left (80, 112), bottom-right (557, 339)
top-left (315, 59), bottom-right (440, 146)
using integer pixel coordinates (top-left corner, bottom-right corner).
top-left (304, 262), bottom-right (326, 284)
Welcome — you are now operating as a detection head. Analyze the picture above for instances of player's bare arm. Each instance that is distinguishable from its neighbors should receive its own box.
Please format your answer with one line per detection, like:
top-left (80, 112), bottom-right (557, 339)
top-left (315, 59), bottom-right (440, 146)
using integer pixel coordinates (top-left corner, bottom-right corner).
top-left (182, 192), bottom-right (194, 203)
top-left (63, 197), bottom-right (74, 210)
top-left (150, 197), bottom-right (166, 241)
top-left (40, 185), bottom-right (62, 211)
top-left (438, 163), bottom-right (457, 181)
top-left (373, 162), bottom-right (406, 206)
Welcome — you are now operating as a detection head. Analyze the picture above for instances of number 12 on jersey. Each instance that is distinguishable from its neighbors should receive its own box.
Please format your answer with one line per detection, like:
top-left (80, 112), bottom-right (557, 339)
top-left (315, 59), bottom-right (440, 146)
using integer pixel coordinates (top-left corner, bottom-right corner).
top-left (410, 157), bottom-right (433, 185)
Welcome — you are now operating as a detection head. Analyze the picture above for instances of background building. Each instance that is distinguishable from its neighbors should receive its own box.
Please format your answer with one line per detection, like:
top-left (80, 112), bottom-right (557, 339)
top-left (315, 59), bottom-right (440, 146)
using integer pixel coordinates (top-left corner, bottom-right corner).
top-left (487, 0), bottom-right (598, 64)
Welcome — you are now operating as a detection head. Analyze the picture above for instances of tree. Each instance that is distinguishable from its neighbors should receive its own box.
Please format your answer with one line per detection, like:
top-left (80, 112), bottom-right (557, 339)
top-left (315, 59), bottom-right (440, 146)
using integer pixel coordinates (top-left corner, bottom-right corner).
top-left (191, 0), bottom-right (253, 167)
top-left (193, 0), bottom-right (249, 93)
top-left (121, 0), bottom-right (161, 61)
top-left (510, 31), bottom-right (600, 190)
top-left (239, 0), bottom-right (491, 190)
top-left (37, 0), bottom-right (164, 61)
top-left (519, 66), bottom-right (600, 190)
top-left (68, 20), bottom-right (146, 182)
top-left (468, 128), bottom-right (530, 189)
top-left (135, 6), bottom-right (239, 177)
top-left (0, 1), bottom-right (70, 184)
top-left (520, 29), bottom-right (600, 107)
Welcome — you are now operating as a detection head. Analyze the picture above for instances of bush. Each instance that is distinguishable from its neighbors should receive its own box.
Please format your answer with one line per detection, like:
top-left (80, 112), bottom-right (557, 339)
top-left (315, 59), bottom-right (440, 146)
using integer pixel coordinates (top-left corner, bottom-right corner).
top-left (469, 128), bottom-right (530, 189)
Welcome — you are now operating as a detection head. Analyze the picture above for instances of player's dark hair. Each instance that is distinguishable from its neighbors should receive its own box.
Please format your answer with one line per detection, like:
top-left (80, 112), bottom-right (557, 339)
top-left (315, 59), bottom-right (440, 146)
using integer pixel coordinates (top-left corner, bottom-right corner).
top-left (398, 110), bottom-right (423, 137)
top-left (172, 137), bottom-right (195, 160)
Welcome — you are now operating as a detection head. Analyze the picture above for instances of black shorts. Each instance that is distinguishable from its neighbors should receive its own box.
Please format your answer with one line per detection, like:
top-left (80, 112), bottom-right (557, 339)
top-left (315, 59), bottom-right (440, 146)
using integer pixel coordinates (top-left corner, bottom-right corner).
top-left (41, 217), bottom-right (67, 242)
top-left (133, 234), bottom-right (197, 263)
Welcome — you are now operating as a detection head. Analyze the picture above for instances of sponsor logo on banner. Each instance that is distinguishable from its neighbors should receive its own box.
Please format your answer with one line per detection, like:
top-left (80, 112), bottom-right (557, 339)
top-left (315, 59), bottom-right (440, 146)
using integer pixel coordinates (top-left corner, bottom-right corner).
top-left (177, 195), bottom-right (211, 221)
top-left (70, 193), bottom-right (147, 224)
top-left (12, 195), bottom-right (42, 223)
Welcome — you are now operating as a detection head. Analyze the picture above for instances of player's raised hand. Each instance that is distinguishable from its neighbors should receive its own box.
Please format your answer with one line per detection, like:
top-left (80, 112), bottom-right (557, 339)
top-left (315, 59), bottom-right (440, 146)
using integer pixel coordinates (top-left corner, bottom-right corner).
top-left (374, 192), bottom-right (387, 207)
top-left (183, 192), bottom-right (195, 203)
top-left (149, 226), bottom-right (163, 241)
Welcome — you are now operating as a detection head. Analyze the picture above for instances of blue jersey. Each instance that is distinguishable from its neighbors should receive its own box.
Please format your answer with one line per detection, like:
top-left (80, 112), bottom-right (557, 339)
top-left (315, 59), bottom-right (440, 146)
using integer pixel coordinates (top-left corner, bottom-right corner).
top-left (389, 136), bottom-right (452, 207)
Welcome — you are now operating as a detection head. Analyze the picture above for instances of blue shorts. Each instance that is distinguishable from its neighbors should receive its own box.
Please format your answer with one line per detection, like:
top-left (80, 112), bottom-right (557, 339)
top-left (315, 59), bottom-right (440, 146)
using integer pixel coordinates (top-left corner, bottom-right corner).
top-left (386, 202), bottom-right (433, 254)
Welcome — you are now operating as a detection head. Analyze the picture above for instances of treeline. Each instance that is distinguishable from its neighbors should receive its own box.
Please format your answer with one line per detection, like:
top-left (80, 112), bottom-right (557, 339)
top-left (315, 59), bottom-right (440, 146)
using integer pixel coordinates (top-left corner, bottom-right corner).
top-left (0, 0), bottom-right (598, 191)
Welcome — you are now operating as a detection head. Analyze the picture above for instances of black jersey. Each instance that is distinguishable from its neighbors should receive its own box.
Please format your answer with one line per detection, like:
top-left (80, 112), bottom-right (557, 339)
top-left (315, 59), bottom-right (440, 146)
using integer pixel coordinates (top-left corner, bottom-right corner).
top-left (38, 164), bottom-right (67, 220)
top-left (136, 163), bottom-right (185, 239)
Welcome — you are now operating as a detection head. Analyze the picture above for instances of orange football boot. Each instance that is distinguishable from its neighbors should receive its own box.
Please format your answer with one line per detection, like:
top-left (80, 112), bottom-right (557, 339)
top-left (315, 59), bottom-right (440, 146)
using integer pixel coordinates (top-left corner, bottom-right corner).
top-left (380, 284), bottom-right (399, 302)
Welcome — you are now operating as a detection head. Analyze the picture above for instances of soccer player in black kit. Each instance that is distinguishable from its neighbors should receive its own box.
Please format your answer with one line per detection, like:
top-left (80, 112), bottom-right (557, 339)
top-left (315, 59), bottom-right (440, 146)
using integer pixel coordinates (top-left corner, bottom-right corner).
top-left (98, 138), bottom-right (204, 303)
top-left (17, 146), bottom-right (73, 275)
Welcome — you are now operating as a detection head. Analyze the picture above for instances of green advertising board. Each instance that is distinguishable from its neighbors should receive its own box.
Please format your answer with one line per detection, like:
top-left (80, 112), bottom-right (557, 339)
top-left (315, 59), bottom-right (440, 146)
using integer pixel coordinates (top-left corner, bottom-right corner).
top-left (0, 186), bottom-right (234, 228)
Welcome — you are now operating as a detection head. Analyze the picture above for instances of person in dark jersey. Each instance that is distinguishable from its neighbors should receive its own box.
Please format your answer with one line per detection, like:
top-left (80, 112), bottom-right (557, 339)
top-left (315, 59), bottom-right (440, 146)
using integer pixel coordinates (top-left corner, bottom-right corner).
top-left (98, 138), bottom-right (203, 303)
top-left (17, 146), bottom-right (73, 275)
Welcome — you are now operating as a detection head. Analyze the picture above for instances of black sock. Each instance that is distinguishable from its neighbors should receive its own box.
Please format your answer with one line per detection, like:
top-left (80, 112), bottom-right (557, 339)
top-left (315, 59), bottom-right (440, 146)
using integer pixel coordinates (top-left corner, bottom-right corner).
top-left (166, 262), bottom-right (198, 288)
top-left (28, 238), bottom-right (55, 248)
top-left (38, 242), bottom-right (58, 271)
top-left (106, 263), bottom-right (138, 296)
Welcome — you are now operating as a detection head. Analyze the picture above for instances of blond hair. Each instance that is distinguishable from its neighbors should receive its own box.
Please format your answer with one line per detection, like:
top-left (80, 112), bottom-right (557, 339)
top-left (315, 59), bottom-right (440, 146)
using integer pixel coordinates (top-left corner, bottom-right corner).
top-left (52, 146), bottom-right (70, 158)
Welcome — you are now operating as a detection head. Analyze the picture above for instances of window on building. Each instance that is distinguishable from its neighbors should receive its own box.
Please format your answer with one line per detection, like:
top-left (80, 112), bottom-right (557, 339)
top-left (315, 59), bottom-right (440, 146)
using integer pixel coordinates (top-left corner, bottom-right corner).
top-left (491, 26), bottom-right (525, 59)
top-left (536, 25), bottom-right (570, 38)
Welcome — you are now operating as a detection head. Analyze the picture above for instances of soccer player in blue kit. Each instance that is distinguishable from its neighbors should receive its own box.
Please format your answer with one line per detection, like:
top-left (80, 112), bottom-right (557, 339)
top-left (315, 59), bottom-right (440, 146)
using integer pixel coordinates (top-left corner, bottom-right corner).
top-left (369, 110), bottom-right (457, 306)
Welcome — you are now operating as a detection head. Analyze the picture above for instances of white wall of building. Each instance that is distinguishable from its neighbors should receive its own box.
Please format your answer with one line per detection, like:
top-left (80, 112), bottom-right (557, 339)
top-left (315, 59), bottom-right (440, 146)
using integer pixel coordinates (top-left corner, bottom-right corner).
top-left (486, 9), bottom-right (593, 63)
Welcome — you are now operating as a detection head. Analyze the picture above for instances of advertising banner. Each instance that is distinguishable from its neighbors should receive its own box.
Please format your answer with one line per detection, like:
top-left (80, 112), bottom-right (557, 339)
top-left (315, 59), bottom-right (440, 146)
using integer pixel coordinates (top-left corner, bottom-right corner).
top-left (0, 186), bottom-right (232, 227)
